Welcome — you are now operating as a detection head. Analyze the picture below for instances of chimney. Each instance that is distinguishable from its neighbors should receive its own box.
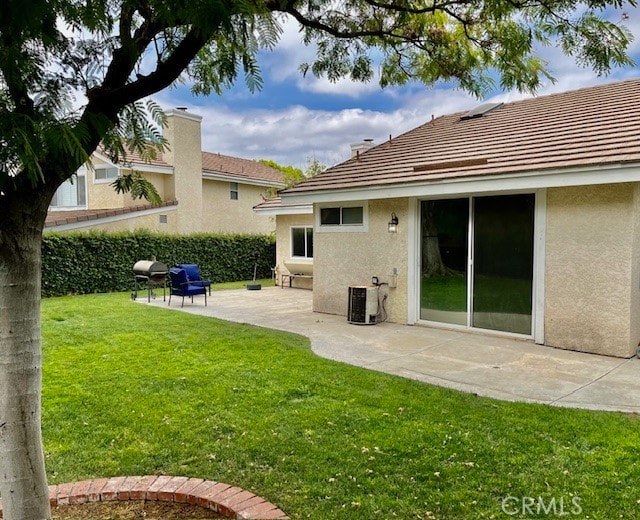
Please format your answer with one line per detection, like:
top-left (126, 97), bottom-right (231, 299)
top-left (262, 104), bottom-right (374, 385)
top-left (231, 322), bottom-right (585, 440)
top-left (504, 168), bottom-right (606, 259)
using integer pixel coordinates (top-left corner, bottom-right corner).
top-left (163, 108), bottom-right (204, 233)
top-left (350, 139), bottom-right (375, 158)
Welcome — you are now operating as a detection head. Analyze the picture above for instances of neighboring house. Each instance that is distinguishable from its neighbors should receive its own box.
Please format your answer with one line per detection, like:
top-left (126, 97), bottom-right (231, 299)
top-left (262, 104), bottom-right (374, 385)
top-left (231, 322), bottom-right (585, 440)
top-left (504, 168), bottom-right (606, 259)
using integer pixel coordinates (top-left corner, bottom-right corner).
top-left (268, 78), bottom-right (640, 358)
top-left (46, 108), bottom-right (285, 234)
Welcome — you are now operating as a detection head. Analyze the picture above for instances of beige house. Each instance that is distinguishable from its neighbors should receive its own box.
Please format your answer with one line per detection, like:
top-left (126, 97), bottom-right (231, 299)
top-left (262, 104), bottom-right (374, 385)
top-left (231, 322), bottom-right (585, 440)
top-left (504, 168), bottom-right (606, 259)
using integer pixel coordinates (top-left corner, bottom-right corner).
top-left (267, 78), bottom-right (640, 358)
top-left (46, 108), bottom-right (285, 234)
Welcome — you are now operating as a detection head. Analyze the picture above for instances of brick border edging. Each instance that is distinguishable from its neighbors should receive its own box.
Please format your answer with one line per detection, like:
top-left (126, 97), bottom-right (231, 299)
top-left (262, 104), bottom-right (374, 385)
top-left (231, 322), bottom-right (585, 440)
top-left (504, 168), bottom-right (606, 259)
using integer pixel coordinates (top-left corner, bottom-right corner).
top-left (0, 476), bottom-right (289, 520)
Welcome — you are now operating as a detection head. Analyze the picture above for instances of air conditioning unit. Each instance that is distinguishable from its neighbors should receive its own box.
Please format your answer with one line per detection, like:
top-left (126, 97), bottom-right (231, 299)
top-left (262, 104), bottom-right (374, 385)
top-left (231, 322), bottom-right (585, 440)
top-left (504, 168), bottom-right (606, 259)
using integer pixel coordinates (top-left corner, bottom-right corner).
top-left (348, 286), bottom-right (379, 325)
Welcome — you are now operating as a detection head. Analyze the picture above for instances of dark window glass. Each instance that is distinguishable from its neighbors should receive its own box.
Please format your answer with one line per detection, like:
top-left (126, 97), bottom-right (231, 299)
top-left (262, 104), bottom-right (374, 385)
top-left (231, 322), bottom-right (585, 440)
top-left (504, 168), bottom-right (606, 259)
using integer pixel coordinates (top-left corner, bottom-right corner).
top-left (320, 207), bottom-right (340, 225)
top-left (306, 227), bottom-right (314, 258)
top-left (292, 227), bottom-right (313, 258)
top-left (292, 228), bottom-right (306, 257)
top-left (342, 206), bottom-right (363, 224)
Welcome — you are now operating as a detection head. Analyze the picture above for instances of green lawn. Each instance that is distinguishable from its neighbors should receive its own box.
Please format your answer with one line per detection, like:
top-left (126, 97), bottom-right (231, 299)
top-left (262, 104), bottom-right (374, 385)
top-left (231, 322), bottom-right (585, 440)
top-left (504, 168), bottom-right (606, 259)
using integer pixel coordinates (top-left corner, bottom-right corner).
top-left (422, 274), bottom-right (532, 314)
top-left (42, 291), bottom-right (640, 519)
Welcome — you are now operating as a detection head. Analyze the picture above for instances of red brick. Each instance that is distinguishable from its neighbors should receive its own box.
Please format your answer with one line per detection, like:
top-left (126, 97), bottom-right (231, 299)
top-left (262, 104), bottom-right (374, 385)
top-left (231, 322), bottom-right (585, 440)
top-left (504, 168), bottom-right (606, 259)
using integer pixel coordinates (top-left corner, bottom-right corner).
top-left (157, 476), bottom-right (189, 502)
top-left (128, 475), bottom-right (158, 500)
top-left (69, 479), bottom-right (92, 504)
top-left (208, 485), bottom-right (243, 503)
top-left (38, 476), bottom-right (287, 520)
top-left (56, 481), bottom-right (75, 506)
top-left (217, 490), bottom-right (256, 517)
top-left (48, 484), bottom-right (59, 508)
top-left (187, 480), bottom-right (218, 505)
top-left (234, 495), bottom-right (267, 515)
top-left (101, 477), bottom-right (128, 501)
top-left (199, 482), bottom-right (232, 509)
top-left (86, 478), bottom-right (109, 502)
top-left (116, 476), bottom-right (142, 500)
top-left (174, 478), bottom-right (205, 503)
top-left (237, 501), bottom-right (280, 519)
top-left (146, 475), bottom-right (174, 501)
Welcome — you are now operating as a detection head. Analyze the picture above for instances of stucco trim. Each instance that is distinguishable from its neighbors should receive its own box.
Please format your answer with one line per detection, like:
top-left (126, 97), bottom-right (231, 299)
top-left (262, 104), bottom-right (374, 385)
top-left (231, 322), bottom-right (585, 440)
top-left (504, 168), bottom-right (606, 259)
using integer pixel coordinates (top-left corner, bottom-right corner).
top-left (533, 189), bottom-right (547, 344)
top-left (128, 164), bottom-right (174, 174)
top-left (253, 204), bottom-right (313, 216)
top-left (202, 172), bottom-right (286, 188)
top-left (165, 108), bottom-right (203, 122)
top-left (407, 198), bottom-right (419, 324)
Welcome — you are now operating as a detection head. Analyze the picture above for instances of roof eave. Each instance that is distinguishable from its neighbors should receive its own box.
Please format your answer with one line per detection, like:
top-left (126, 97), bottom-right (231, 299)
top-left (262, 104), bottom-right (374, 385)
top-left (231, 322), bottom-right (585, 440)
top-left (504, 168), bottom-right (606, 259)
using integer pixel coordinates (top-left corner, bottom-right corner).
top-left (253, 204), bottom-right (313, 216)
top-left (203, 171), bottom-right (285, 188)
top-left (280, 162), bottom-right (640, 204)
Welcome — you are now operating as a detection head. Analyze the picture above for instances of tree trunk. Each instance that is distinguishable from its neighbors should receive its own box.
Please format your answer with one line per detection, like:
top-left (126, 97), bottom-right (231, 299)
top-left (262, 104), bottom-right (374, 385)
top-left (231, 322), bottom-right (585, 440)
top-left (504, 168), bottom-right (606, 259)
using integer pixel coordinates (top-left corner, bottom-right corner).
top-left (0, 192), bottom-right (52, 520)
top-left (422, 201), bottom-right (449, 278)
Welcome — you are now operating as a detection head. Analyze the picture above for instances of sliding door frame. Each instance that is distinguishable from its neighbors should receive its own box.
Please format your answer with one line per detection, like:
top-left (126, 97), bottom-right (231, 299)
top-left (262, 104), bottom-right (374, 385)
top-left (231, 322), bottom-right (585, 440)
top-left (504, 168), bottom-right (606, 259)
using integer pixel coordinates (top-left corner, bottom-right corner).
top-left (409, 189), bottom-right (546, 344)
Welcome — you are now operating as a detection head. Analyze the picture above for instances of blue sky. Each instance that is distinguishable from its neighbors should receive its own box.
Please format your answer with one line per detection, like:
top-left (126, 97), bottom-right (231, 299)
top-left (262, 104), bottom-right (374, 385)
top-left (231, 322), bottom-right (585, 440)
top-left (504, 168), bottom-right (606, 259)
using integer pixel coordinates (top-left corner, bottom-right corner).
top-left (154, 11), bottom-right (640, 172)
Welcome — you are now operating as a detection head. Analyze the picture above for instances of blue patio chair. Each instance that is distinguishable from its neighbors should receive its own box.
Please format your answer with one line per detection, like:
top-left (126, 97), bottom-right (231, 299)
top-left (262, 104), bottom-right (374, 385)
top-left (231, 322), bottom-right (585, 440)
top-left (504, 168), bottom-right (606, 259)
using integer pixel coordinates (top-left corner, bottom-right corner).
top-left (168, 268), bottom-right (207, 307)
top-left (177, 263), bottom-right (212, 295)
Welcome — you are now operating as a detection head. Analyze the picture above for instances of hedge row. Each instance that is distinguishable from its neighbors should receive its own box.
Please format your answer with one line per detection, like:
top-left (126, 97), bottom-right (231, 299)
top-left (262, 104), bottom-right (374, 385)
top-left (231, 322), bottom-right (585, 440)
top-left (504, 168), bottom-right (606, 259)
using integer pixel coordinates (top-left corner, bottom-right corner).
top-left (42, 230), bottom-right (276, 297)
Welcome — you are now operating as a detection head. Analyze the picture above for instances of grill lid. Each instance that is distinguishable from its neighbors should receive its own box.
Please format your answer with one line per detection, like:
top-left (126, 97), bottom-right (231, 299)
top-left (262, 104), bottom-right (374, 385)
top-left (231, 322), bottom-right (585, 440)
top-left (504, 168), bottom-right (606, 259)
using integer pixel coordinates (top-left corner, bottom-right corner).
top-left (133, 260), bottom-right (168, 276)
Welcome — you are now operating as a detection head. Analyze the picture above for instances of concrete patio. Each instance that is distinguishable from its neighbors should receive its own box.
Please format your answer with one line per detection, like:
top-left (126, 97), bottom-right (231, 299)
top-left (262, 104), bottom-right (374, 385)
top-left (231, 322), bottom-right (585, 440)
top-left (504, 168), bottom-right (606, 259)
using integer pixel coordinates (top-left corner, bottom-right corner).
top-left (140, 287), bottom-right (640, 414)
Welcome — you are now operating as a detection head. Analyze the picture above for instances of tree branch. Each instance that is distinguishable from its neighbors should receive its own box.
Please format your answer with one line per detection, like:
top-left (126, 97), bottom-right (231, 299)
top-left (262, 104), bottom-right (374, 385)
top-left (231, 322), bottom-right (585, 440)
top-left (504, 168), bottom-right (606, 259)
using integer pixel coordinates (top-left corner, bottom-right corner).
top-left (86, 27), bottom-right (211, 123)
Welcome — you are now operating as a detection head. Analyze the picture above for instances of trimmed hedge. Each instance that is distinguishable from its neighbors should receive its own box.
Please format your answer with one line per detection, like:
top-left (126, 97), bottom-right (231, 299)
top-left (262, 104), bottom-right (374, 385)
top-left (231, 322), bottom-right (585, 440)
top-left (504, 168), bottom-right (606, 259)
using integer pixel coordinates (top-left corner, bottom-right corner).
top-left (42, 230), bottom-right (275, 297)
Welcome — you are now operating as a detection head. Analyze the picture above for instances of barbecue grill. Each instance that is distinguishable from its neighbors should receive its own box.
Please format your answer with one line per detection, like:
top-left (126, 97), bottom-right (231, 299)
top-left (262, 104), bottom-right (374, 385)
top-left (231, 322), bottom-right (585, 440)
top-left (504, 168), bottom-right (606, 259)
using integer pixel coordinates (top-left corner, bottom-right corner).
top-left (132, 260), bottom-right (168, 301)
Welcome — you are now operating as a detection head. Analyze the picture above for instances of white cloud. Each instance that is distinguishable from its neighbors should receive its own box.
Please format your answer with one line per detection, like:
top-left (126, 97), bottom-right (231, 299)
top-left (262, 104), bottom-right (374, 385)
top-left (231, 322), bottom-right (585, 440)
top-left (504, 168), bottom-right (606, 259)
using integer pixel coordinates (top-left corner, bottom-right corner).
top-left (152, 5), bottom-right (640, 171)
top-left (155, 86), bottom-right (483, 170)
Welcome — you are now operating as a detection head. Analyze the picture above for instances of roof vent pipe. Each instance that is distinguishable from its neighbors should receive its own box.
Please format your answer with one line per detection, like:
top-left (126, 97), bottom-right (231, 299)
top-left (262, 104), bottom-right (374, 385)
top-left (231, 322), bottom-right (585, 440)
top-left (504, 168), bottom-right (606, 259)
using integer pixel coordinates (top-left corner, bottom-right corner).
top-left (350, 139), bottom-right (375, 158)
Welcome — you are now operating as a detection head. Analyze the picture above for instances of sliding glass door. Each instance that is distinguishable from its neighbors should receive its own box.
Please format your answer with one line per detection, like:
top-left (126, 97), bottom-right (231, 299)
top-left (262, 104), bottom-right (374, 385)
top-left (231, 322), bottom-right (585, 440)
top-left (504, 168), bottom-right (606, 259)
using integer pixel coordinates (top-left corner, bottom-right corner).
top-left (420, 199), bottom-right (469, 325)
top-left (420, 194), bottom-right (534, 335)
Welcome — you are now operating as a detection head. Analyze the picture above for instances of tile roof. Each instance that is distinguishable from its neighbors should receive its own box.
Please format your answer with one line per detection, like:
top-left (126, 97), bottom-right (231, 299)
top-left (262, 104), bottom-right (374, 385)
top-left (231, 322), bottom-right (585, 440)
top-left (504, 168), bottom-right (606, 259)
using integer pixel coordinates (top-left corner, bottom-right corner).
top-left (253, 197), bottom-right (284, 210)
top-left (202, 152), bottom-right (285, 185)
top-left (283, 78), bottom-right (640, 194)
top-left (45, 200), bottom-right (178, 228)
top-left (253, 197), bottom-right (312, 214)
top-left (98, 147), bottom-right (285, 185)
top-left (97, 146), bottom-right (171, 168)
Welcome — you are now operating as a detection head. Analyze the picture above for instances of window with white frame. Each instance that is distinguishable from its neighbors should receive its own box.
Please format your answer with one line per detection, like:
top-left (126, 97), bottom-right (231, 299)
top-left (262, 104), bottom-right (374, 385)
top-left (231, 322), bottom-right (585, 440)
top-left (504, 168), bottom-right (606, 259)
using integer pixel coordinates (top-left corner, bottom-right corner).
top-left (230, 182), bottom-right (239, 200)
top-left (291, 226), bottom-right (313, 259)
top-left (318, 204), bottom-right (367, 232)
top-left (94, 165), bottom-right (119, 182)
top-left (320, 206), bottom-right (364, 225)
top-left (50, 171), bottom-right (87, 208)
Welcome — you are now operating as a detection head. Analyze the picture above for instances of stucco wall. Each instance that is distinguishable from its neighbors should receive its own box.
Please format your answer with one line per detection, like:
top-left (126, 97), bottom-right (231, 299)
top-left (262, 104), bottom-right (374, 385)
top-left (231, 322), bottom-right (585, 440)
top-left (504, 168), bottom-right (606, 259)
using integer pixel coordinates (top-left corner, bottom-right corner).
top-left (202, 180), bottom-right (275, 234)
top-left (275, 213), bottom-right (314, 289)
top-left (313, 198), bottom-right (409, 323)
top-left (87, 159), bottom-right (125, 209)
top-left (545, 183), bottom-right (640, 357)
top-left (630, 184), bottom-right (640, 355)
top-left (122, 171), bottom-right (171, 208)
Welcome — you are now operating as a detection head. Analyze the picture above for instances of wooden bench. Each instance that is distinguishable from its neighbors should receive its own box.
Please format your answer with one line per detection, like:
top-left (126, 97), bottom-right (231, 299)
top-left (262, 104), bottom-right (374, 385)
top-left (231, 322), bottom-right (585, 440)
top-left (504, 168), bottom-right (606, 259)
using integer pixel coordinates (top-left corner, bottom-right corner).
top-left (281, 261), bottom-right (313, 288)
top-left (281, 272), bottom-right (313, 288)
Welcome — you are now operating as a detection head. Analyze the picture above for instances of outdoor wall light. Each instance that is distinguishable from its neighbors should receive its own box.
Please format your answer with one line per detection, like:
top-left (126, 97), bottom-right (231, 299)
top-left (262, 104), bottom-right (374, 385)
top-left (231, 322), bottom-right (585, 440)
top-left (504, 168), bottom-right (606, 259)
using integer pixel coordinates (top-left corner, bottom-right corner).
top-left (388, 212), bottom-right (399, 233)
